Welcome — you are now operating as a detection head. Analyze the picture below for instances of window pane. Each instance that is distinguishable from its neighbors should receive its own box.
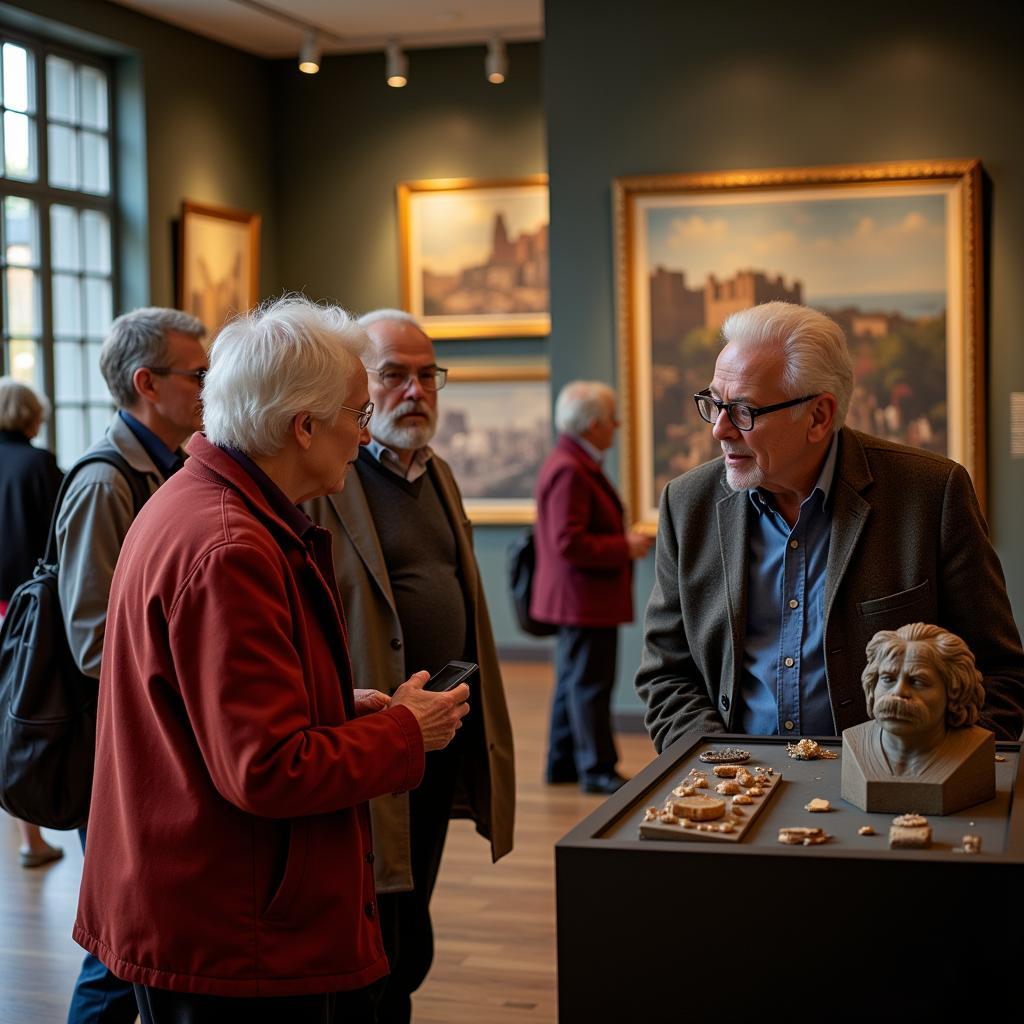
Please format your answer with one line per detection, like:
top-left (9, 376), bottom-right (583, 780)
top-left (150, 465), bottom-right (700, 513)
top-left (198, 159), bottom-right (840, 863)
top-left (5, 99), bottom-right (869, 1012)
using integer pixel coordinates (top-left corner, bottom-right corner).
top-left (79, 130), bottom-right (110, 195)
top-left (56, 406), bottom-right (85, 468)
top-left (2, 43), bottom-right (34, 113)
top-left (54, 341), bottom-right (85, 401)
top-left (9, 338), bottom-right (41, 390)
top-left (4, 266), bottom-right (39, 335)
top-left (4, 195), bottom-right (38, 266)
top-left (79, 65), bottom-right (108, 131)
top-left (81, 209), bottom-right (110, 274)
top-left (46, 55), bottom-right (76, 123)
top-left (52, 272), bottom-right (82, 337)
top-left (50, 204), bottom-right (80, 270)
top-left (3, 110), bottom-right (36, 180)
top-left (83, 276), bottom-right (111, 337)
top-left (87, 404), bottom-right (111, 443)
top-left (86, 340), bottom-right (107, 401)
top-left (48, 123), bottom-right (77, 189)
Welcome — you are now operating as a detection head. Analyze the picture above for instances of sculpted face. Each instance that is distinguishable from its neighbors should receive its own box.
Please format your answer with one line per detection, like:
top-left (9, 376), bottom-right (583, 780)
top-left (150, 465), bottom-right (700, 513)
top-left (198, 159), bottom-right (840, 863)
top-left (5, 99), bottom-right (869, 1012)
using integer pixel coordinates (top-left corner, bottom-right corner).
top-left (871, 641), bottom-right (949, 742)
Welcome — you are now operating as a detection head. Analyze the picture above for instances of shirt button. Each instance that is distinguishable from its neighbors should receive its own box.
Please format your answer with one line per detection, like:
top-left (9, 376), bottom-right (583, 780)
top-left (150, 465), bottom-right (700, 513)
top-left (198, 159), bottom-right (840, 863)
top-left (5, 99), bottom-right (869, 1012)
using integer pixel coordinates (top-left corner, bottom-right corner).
top-left (390, 638), bottom-right (402, 650)
top-left (784, 720), bottom-right (795, 731)
top-left (789, 540), bottom-right (799, 549)
top-left (784, 657), bottom-right (795, 668)
top-left (789, 599), bottom-right (799, 609)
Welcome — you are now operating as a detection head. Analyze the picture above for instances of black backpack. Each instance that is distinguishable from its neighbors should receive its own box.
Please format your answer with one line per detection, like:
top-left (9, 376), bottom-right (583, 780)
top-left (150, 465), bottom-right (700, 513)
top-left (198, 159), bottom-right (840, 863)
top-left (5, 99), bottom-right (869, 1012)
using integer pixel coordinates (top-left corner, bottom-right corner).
top-left (507, 528), bottom-right (557, 638)
top-left (0, 446), bottom-right (150, 829)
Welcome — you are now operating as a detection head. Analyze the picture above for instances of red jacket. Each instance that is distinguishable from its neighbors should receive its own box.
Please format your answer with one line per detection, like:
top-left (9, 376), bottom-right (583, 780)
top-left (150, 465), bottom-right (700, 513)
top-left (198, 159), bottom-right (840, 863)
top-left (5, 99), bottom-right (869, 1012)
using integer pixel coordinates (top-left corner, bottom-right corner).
top-left (73, 436), bottom-right (424, 997)
top-left (530, 435), bottom-right (633, 628)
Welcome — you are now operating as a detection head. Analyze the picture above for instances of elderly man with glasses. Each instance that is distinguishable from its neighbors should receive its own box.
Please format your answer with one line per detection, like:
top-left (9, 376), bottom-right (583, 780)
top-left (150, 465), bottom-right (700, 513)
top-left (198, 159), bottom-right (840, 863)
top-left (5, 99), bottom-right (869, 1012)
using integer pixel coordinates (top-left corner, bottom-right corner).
top-left (306, 308), bottom-right (514, 1024)
top-left (637, 301), bottom-right (1024, 753)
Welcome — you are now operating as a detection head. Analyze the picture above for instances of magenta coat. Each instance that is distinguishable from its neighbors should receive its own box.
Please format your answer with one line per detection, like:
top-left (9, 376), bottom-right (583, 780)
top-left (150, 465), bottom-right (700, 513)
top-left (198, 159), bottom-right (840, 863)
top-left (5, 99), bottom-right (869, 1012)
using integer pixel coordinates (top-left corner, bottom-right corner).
top-left (530, 435), bottom-right (633, 628)
top-left (73, 436), bottom-right (425, 997)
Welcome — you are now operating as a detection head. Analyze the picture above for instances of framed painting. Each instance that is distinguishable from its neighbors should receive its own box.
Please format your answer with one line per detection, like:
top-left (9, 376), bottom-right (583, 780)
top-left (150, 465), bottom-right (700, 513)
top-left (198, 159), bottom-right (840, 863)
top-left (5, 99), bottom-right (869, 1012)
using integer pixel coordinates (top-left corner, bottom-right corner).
top-left (398, 176), bottom-right (550, 339)
top-left (431, 363), bottom-right (551, 523)
top-left (178, 200), bottom-right (261, 341)
top-left (614, 159), bottom-right (984, 529)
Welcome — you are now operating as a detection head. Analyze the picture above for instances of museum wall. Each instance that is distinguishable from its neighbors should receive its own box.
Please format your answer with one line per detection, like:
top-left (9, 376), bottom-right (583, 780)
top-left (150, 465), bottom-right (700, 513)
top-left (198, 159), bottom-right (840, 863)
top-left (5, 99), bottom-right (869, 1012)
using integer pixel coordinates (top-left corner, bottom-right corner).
top-left (544, 0), bottom-right (1024, 717)
top-left (0, 0), bottom-right (278, 308)
top-left (271, 42), bottom-right (549, 652)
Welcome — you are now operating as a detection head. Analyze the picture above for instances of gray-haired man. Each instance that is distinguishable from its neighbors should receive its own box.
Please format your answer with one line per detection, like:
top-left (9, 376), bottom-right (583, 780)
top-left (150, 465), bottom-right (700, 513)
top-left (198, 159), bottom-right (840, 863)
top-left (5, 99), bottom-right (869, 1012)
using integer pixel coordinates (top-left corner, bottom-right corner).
top-left (58, 307), bottom-right (206, 1024)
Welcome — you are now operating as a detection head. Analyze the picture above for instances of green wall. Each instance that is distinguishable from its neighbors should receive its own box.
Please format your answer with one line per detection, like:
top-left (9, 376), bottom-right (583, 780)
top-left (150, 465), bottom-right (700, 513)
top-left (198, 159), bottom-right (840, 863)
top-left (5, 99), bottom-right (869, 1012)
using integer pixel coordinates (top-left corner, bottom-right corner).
top-left (544, 0), bottom-right (1024, 714)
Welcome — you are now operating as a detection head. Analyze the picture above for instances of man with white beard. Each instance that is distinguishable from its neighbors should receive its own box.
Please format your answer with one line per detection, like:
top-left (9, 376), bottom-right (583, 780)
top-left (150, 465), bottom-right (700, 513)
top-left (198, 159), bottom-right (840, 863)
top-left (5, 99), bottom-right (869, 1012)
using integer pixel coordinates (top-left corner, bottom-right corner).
top-left (636, 301), bottom-right (1024, 752)
top-left (305, 309), bottom-right (514, 1024)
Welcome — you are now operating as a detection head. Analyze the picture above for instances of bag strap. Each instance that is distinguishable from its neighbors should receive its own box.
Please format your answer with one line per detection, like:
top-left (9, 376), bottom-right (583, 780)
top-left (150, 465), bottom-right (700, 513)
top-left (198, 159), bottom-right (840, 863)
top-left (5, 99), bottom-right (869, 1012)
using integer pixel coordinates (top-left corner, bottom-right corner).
top-left (41, 447), bottom-right (153, 567)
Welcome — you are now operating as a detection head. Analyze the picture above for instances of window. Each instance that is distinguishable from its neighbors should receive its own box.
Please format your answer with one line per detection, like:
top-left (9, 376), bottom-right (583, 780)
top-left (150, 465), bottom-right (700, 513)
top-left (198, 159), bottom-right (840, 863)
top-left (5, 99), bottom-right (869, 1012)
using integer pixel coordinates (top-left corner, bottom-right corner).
top-left (1, 33), bottom-right (116, 467)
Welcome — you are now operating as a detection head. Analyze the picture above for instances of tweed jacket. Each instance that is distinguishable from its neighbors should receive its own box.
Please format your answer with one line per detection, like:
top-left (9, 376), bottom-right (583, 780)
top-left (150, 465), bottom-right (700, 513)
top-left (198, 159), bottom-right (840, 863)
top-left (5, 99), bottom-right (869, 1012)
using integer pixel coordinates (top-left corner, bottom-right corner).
top-left (55, 414), bottom-right (165, 679)
top-left (305, 454), bottom-right (515, 893)
top-left (636, 427), bottom-right (1024, 751)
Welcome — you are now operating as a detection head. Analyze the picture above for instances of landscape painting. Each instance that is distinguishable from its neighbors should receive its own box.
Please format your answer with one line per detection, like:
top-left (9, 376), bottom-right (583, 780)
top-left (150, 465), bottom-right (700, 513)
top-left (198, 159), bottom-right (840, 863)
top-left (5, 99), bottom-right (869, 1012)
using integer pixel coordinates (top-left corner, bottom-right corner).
top-left (398, 176), bottom-right (549, 338)
top-left (615, 161), bottom-right (983, 526)
top-left (430, 365), bottom-right (551, 522)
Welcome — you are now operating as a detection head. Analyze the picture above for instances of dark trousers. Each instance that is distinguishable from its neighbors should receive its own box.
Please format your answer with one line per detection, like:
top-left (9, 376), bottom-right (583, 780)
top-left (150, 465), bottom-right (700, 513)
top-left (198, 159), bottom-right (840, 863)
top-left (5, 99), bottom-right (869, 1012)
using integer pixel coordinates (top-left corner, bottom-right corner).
top-left (133, 980), bottom-right (384, 1024)
top-left (68, 828), bottom-right (140, 1024)
top-left (375, 738), bottom-right (463, 1024)
top-left (547, 625), bottom-right (619, 782)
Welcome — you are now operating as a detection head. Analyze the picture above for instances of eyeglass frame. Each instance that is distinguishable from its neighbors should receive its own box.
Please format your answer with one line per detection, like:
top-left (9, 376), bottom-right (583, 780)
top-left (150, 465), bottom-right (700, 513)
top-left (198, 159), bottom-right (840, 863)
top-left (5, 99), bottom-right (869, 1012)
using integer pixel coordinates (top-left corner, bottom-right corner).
top-left (337, 401), bottom-right (375, 429)
top-left (693, 388), bottom-right (821, 432)
top-left (367, 365), bottom-right (448, 392)
top-left (144, 366), bottom-right (208, 385)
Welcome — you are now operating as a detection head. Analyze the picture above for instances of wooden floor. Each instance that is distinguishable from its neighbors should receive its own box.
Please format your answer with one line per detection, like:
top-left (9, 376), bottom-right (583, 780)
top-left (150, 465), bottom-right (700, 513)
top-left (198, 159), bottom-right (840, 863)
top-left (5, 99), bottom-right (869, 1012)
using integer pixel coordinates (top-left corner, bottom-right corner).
top-left (0, 661), bottom-right (655, 1023)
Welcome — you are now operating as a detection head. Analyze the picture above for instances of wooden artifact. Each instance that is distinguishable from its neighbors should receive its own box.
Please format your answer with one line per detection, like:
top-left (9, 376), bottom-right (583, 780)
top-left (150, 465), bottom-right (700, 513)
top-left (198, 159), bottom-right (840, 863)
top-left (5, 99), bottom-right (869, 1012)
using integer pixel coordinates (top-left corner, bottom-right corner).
top-left (842, 623), bottom-right (996, 815)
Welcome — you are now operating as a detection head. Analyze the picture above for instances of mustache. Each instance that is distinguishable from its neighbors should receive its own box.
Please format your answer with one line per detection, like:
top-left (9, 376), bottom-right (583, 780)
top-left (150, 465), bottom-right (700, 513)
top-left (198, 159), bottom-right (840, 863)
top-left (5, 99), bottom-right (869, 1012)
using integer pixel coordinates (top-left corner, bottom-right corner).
top-left (721, 444), bottom-right (753, 457)
top-left (873, 695), bottom-right (927, 724)
top-left (391, 400), bottom-right (432, 418)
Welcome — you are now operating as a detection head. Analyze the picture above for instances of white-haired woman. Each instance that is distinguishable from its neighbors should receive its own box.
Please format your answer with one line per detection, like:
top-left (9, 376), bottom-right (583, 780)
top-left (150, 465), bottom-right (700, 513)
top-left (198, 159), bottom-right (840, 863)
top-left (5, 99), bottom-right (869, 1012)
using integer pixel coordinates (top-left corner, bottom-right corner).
top-left (71, 297), bottom-right (469, 1023)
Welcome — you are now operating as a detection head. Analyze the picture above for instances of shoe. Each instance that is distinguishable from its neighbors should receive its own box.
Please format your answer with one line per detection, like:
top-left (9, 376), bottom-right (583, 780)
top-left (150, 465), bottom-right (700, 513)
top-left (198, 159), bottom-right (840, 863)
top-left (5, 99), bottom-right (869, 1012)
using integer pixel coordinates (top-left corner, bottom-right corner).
top-left (581, 772), bottom-right (629, 795)
top-left (19, 845), bottom-right (64, 869)
top-left (545, 767), bottom-right (579, 785)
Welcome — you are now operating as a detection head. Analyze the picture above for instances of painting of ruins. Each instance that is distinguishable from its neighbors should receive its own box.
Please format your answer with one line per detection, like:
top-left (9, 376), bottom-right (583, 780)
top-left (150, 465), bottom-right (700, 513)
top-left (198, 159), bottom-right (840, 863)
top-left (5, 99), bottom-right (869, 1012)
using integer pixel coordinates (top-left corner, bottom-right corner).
top-left (398, 176), bottom-right (549, 338)
top-left (179, 201), bottom-right (260, 342)
top-left (615, 161), bottom-right (983, 526)
top-left (429, 365), bottom-right (551, 523)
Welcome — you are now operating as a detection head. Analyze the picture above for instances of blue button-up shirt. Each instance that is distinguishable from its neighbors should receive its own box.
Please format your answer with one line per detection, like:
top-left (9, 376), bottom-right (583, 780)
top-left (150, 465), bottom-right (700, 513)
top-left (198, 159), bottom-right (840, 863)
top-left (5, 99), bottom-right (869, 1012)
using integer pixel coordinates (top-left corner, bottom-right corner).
top-left (737, 435), bottom-right (838, 737)
top-left (118, 410), bottom-right (183, 479)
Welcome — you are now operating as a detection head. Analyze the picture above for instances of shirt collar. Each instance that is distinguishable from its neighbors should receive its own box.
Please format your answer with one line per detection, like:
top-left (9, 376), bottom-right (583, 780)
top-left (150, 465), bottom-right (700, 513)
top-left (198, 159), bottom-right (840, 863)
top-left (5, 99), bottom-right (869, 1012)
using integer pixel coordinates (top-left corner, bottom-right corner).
top-left (118, 409), bottom-right (182, 478)
top-left (366, 437), bottom-right (433, 476)
top-left (748, 432), bottom-right (839, 517)
top-left (571, 434), bottom-right (604, 465)
top-left (219, 446), bottom-right (315, 541)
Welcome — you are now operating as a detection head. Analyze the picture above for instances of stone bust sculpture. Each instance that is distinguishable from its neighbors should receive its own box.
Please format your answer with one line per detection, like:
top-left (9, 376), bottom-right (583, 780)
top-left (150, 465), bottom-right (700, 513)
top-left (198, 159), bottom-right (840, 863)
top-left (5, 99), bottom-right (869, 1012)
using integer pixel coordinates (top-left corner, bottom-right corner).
top-left (842, 623), bottom-right (995, 815)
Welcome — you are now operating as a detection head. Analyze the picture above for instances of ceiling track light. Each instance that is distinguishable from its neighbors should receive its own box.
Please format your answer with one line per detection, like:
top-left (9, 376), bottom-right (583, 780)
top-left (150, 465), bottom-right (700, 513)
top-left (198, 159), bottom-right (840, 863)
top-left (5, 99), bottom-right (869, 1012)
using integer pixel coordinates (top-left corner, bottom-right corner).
top-left (386, 41), bottom-right (408, 88)
top-left (485, 37), bottom-right (507, 84)
top-left (298, 30), bottom-right (321, 74)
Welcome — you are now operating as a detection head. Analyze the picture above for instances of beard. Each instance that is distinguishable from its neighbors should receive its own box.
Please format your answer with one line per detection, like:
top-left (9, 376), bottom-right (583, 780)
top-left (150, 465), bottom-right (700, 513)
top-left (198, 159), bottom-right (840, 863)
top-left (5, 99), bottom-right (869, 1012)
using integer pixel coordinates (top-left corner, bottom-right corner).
top-left (873, 695), bottom-right (928, 726)
top-left (722, 444), bottom-right (765, 492)
top-left (371, 399), bottom-right (437, 451)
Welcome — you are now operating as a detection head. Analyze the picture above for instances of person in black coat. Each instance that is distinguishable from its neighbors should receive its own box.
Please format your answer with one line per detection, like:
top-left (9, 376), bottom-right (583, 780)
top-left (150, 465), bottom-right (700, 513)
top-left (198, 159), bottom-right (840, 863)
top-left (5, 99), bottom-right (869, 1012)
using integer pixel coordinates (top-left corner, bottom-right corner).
top-left (0, 376), bottom-right (65, 867)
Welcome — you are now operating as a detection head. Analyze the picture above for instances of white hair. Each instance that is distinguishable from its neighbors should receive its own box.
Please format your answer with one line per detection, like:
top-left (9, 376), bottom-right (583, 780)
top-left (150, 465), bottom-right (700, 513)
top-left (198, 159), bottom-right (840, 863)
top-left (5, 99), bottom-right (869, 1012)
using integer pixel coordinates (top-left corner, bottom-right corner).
top-left (555, 380), bottom-right (616, 436)
top-left (357, 308), bottom-right (422, 333)
top-left (203, 296), bottom-right (371, 456)
top-left (721, 302), bottom-right (854, 431)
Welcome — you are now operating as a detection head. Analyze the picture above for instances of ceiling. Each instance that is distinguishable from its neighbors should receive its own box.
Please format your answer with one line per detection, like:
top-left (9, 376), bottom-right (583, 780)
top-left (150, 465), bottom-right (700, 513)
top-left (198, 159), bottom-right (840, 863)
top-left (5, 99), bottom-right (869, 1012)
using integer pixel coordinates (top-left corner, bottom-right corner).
top-left (107, 0), bottom-right (544, 56)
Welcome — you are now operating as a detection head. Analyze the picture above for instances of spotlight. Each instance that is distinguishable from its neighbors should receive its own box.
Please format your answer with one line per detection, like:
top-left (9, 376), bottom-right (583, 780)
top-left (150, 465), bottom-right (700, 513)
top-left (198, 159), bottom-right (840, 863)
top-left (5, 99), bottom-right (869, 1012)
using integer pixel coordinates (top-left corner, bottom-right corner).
top-left (386, 42), bottom-right (408, 88)
top-left (298, 31), bottom-right (321, 74)
top-left (485, 37), bottom-right (507, 84)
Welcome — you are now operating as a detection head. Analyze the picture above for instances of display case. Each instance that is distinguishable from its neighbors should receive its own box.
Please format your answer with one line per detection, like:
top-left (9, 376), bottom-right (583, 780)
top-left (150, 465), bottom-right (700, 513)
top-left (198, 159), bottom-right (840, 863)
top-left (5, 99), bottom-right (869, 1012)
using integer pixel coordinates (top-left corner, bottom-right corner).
top-left (555, 733), bottom-right (1023, 1021)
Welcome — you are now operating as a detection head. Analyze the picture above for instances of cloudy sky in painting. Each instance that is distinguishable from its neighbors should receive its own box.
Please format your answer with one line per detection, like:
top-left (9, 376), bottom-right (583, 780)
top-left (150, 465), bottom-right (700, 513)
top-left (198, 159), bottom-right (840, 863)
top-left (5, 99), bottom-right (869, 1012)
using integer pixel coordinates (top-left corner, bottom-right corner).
top-left (644, 189), bottom-right (948, 298)
top-left (414, 187), bottom-right (548, 275)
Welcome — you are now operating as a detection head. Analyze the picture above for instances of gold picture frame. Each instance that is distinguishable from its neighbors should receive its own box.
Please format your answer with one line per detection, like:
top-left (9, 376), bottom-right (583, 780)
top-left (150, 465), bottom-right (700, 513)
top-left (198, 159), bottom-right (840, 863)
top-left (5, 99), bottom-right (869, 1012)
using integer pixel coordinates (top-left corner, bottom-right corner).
top-left (614, 159), bottom-right (984, 529)
top-left (178, 200), bottom-right (261, 341)
top-left (398, 176), bottom-right (550, 339)
top-left (432, 363), bottom-right (551, 523)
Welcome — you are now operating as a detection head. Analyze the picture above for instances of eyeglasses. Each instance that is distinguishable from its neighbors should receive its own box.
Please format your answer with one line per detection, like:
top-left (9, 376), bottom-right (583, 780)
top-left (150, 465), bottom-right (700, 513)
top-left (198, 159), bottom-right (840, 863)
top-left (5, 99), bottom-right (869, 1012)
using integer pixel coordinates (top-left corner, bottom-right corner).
top-left (368, 366), bottom-right (448, 392)
top-left (338, 401), bottom-right (374, 429)
top-left (145, 366), bottom-right (207, 385)
top-left (693, 388), bottom-right (820, 432)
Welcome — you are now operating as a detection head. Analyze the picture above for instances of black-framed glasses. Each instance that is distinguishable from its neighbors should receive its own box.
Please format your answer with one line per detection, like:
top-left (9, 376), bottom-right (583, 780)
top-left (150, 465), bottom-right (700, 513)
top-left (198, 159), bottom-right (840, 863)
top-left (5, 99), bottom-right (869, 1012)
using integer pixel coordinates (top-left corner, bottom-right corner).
top-left (145, 366), bottom-right (207, 385)
top-left (693, 388), bottom-right (820, 431)
top-left (338, 401), bottom-right (374, 429)
top-left (368, 366), bottom-right (448, 392)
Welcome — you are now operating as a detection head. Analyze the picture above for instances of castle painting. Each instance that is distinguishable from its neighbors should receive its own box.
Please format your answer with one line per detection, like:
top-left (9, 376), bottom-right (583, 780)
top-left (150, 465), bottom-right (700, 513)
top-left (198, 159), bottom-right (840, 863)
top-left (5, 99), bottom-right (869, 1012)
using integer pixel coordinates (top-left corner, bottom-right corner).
top-left (399, 178), bottom-right (550, 338)
top-left (615, 164), bottom-right (984, 526)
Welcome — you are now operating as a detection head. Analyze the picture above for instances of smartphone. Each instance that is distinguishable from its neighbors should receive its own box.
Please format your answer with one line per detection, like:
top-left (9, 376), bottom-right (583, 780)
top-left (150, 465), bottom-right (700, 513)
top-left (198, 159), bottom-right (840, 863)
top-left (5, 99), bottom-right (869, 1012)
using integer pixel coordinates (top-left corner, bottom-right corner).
top-left (424, 660), bottom-right (478, 692)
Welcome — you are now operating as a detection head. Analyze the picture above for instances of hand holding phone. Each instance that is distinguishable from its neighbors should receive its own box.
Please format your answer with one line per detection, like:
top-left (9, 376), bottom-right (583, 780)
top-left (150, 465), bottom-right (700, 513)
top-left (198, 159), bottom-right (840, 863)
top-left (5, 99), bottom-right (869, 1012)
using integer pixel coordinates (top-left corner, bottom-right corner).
top-left (391, 667), bottom-right (472, 751)
top-left (423, 660), bottom-right (478, 692)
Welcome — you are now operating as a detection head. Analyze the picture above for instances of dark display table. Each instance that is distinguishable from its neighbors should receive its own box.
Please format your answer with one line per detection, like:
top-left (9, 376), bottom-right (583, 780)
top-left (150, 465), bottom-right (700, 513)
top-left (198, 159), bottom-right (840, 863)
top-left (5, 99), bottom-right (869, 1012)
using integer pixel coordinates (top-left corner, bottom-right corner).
top-left (555, 733), bottom-right (1023, 1021)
